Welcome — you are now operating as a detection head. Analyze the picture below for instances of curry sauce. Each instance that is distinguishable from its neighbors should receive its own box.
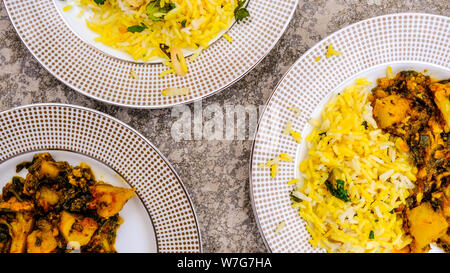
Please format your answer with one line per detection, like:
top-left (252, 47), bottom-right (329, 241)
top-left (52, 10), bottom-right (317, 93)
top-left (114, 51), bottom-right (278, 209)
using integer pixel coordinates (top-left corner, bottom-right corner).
top-left (370, 70), bottom-right (450, 252)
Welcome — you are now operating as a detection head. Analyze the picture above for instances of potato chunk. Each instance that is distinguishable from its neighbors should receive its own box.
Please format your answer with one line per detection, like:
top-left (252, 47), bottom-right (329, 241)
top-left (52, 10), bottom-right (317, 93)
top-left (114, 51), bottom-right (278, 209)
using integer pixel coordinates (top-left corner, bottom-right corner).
top-left (59, 211), bottom-right (98, 246)
top-left (407, 202), bottom-right (448, 252)
top-left (89, 184), bottom-right (135, 219)
top-left (430, 82), bottom-right (450, 129)
top-left (26, 229), bottom-right (58, 253)
top-left (36, 186), bottom-right (59, 211)
top-left (0, 197), bottom-right (34, 213)
top-left (84, 215), bottom-right (124, 253)
top-left (39, 161), bottom-right (61, 179)
top-left (26, 219), bottom-right (59, 253)
top-left (373, 94), bottom-right (411, 129)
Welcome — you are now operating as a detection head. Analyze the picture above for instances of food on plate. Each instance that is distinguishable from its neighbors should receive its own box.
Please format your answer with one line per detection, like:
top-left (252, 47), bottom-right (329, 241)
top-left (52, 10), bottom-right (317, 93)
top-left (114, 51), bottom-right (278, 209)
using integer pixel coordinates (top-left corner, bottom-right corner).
top-left (291, 70), bottom-right (449, 253)
top-left (405, 202), bottom-right (447, 252)
top-left (370, 71), bottom-right (449, 252)
top-left (69, 0), bottom-right (250, 76)
top-left (291, 79), bottom-right (417, 253)
top-left (0, 153), bottom-right (135, 253)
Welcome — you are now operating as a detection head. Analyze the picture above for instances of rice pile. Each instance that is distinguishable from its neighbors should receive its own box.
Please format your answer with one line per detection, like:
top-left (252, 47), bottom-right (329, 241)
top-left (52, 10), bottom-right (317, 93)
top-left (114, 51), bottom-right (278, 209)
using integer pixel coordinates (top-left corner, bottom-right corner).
top-left (74, 0), bottom-right (237, 61)
top-left (292, 79), bottom-right (418, 253)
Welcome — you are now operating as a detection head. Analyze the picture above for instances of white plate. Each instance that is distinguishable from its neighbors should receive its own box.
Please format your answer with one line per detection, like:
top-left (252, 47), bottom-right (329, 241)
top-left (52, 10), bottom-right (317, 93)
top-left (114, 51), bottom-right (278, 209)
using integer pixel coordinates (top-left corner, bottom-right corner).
top-left (4, 0), bottom-right (298, 108)
top-left (0, 104), bottom-right (202, 253)
top-left (250, 13), bottom-right (450, 253)
top-left (0, 150), bottom-right (157, 253)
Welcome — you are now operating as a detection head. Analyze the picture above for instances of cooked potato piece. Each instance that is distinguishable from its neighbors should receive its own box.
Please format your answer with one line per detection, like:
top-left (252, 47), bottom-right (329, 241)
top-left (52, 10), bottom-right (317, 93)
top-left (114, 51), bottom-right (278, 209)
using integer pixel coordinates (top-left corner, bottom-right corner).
top-left (90, 184), bottom-right (135, 219)
top-left (407, 202), bottom-right (448, 252)
top-left (394, 138), bottom-right (410, 152)
top-left (393, 246), bottom-right (410, 253)
top-left (36, 186), bottom-right (59, 210)
top-left (26, 229), bottom-right (58, 253)
top-left (59, 212), bottom-right (75, 241)
top-left (0, 197), bottom-right (34, 213)
top-left (430, 82), bottom-right (450, 129)
top-left (39, 161), bottom-right (61, 179)
top-left (27, 219), bottom-right (59, 253)
top-left (373, 94), bottom-right (411, 129)
top-left (84, 215), bottom-right (124, 253)
top-left (9, 213), bottom-right (34, 253)
top-left (59, 211), bottom-right (98, 246)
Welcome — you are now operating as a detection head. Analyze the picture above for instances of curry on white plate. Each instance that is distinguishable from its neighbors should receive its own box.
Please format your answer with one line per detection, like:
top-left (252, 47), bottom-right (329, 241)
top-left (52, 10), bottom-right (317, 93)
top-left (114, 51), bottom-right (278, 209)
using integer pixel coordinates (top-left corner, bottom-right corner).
top-left (0, 104), bottom-right (201, 253)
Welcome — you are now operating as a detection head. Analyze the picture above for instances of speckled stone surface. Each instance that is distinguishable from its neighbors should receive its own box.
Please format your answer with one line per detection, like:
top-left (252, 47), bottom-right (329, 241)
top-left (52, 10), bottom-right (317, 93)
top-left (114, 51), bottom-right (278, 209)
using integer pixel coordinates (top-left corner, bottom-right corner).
top-left (0, 1), bottom-right (448, 252)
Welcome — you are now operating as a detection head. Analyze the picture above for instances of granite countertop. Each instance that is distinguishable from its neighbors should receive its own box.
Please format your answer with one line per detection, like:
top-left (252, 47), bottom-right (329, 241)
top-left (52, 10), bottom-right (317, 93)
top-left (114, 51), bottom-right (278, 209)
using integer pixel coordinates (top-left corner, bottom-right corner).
top-left (0, 0), bottom-right (448, 252)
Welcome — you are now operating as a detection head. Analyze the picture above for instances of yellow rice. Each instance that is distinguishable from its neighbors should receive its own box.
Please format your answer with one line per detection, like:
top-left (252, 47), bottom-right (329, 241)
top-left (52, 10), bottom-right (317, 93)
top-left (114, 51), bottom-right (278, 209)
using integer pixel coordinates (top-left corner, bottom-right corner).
top-left (75, 0), bottom-right (237, 61)
top-left (292, 79), bottom-right (418, 253)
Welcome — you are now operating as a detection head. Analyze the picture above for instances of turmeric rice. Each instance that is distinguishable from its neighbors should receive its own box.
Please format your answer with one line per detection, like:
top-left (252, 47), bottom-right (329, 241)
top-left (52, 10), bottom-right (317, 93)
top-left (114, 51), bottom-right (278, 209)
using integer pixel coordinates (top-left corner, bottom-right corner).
top-left (73, 0), bottom-right (241, 62)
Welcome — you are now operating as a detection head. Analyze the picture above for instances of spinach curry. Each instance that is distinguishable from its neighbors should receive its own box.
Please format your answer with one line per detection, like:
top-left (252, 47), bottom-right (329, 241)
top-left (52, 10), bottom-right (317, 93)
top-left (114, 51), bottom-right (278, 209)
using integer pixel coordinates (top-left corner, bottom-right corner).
top-left (0, 153), bottom-right (135, 253)
top-left (370, 71), bottom-right (449, 252)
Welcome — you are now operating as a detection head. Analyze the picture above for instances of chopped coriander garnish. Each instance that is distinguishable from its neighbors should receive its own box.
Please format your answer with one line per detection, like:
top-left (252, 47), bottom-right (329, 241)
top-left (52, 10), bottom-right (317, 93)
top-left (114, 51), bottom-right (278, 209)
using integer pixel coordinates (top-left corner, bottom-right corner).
top-left (326, 179), bottom-right (350, 202)
top-left (127, 23), bottom-right (148, 33)
top-left (325, 179), bottom-right (350, 202)
top-left (94, 0), bottom-right (106, 5)
top-left (369, 230), bottom-right (375, 239)
top-left (362, 121), bottom-right (368, 130)
top-left (147, 0), bottom-right (176, 21)
top-left (325, 169), bottom-right (350, 202)
top-left (234, 0), bottom-right (250, 22)
top-left (180, 19), bottom-right (187, 27)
